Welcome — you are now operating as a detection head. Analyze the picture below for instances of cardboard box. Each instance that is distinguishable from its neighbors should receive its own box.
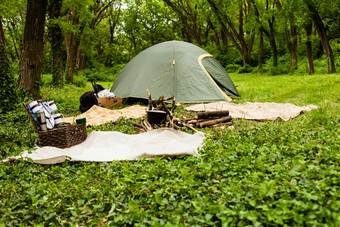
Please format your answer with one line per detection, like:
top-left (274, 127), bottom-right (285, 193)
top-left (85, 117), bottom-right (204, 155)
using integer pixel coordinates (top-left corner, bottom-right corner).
top-left (97, 97), bottom-right (123, 108)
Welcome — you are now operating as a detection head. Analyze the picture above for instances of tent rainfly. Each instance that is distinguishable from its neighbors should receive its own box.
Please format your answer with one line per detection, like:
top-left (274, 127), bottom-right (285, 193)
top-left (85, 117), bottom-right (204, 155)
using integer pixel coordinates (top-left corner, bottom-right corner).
top-left (110, 40), bottom-right (240, 103)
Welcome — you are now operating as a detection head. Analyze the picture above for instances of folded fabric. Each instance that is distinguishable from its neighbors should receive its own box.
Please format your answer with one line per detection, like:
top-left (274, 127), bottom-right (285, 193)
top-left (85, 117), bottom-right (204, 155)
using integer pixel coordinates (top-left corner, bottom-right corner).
top-left (185, 102), bottom-right (318, 121)
top-left (3, 128), bottom-right (206, 164)
top-left (41, 101), bottom-right (54, 129)
top-left (28, 100), bottom-right (57, 129)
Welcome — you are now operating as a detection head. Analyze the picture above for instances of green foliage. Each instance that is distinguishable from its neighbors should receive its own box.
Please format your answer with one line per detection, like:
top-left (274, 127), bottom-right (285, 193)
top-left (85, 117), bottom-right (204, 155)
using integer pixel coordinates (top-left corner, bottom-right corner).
top-left (72, 75), bottom-right (88, 87)
top-left (0, 106), bottom-right (37, 158)
top-left (225, 64), bottom-right (242, 73)
top-left (238, 64), bottom-right (253, 74)
top-left (80, 65), bottom-right (124, 82)
top-left (0, 45), bottom-right (19, 113)
top-left (1, 74), bottom-right (340, 225)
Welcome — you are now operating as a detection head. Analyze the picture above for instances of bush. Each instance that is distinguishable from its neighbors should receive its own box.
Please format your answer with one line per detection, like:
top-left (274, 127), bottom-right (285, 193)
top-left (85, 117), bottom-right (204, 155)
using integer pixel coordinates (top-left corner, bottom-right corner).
top-left (40, 74), bottom-right (53, 86)
top-left (313, 58), bottom-right (328, 74)
top-left (0, 46), bottom-right (18, 113)
top-left (225, 64), bottom-right (241, 73)
top-left (73, 75), bottom-right (87, 87)
top-left (80, 64), bottom-right (125, 82)
top-left (270, 66), bottom-right (290, 75)
top-left (238, 64), bottom-right (253, 73)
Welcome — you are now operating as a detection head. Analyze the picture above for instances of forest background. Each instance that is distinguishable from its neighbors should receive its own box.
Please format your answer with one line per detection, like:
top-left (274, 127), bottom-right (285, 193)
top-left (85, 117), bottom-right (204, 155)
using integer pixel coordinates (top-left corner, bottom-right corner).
top-left (0, 1), bottom-right (339, 225)
top-left (0, 0), bottom-right (339, 107)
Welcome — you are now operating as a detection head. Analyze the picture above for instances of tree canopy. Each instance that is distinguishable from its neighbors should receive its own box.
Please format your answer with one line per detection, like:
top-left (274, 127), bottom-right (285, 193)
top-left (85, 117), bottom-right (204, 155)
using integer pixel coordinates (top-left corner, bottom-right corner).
top-left (0, 0), bottom-right (339, 97)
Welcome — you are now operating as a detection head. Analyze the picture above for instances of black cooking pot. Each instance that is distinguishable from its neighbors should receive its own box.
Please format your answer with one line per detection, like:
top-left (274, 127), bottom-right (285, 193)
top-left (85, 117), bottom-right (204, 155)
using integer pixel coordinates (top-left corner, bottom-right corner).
top-left (147, 110), bottom-right (167, 124)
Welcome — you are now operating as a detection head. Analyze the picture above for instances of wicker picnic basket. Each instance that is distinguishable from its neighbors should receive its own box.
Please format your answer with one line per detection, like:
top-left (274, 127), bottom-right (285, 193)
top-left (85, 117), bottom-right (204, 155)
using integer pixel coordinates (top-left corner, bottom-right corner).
top-left (23, 99), bottom-right (87, 148)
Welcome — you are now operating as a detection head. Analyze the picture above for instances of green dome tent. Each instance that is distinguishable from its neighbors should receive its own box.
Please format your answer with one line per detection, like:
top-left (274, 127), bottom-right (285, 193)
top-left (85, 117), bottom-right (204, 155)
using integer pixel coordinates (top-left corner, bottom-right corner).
top-left (110, 41), bottom-right (239, 103)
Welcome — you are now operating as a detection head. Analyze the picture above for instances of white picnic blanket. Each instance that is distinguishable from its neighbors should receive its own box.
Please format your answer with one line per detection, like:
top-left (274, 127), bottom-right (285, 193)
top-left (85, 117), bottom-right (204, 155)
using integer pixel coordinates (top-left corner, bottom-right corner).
top-left (4, 129), bottom-right (205, 164)
top-left (185, 102), bottom-right (318, 121)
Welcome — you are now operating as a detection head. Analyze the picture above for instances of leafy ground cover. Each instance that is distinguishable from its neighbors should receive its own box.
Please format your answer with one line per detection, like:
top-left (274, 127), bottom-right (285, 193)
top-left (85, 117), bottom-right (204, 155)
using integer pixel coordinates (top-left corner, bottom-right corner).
top-left (0, 73), bottom-right (339, 226)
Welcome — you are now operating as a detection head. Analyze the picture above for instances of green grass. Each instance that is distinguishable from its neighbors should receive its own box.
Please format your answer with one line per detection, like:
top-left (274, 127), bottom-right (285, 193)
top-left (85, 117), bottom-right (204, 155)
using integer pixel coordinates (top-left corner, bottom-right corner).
top-left (0, 73), bottom-right (339, 226)
top-left (231, 73), bottom-right (340, 106)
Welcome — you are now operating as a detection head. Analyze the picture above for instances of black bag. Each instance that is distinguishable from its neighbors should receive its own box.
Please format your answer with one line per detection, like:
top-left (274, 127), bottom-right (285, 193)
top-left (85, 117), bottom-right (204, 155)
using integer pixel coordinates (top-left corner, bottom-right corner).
top-left (92, 82), bottom-right (105, 94)
top-left (79, 91), bottom-right (98, 113)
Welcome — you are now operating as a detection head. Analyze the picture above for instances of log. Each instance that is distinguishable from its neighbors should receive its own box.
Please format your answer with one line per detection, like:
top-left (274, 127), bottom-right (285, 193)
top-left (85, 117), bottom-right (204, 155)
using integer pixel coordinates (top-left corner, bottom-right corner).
top-left (197, 116), bottom-right (232, 128)
top-left (195, 110), bottom-right (229, 119)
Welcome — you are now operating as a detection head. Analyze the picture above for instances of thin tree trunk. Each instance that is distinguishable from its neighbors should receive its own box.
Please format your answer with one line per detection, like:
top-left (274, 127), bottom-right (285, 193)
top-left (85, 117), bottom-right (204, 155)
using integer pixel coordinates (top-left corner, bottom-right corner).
top-left (289, 20), bottom-right (298, 71)
top-left (48, 0), bottom-right (64, 86)
top-left (258, 30), bottom-right (263, 70)
top-left (275, 0), bottom-right (298, 71)
top-left (185, 0), bottom-right (202, 45)
top-left (18, 0), bottom-right (48, 98)
top-left (304, 21), bottom-right (315, 74)
top-left (78, 52), bottom-right (86, 71)
top-left (252, 0), bottom-right (277, 68)
top-left (268, 18), bottom-right (278, 67)
top-left (6, 22), bottom-right (19, 59)
top-left (304, 0), bottom-right (336, 73)
top-left (207, 0), bottom-right (253, 66)
top-left (64, 10), bottom-right (79, 84)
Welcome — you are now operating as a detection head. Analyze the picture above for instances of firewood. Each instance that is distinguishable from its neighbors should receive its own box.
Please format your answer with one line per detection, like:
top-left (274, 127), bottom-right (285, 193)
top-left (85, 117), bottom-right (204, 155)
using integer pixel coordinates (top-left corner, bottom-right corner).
top-left (195, 110), bottom-right (229, 119)
top-left (173, 124), bottom-right (183, 130)
top-left (197, 116), bottom-right (232, 128)
top-left (151, 96), bottom-right (175, 108)
top-left (141, 119), bottom-right (153, 131)
top-left (187, 118), bottom-right (213, 124)
top-left (147, 89), bottom-right (152, 110)
top-left (160, 97), bottom-right (174, 128)
top-left (183, 123), bottom-right (198, 132)
top-left (132, 122), bottom-right (144, 128)
top-left (171, 97), bottom-right (176, 112)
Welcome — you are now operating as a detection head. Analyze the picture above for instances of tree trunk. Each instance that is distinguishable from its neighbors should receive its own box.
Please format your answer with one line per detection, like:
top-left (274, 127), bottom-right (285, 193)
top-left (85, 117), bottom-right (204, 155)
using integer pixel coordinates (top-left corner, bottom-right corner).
top-left (304, 21), bottom-right (315, 74)
top-left (252, 0), bottom-right (277, 68)
top-left (304, 0), bottom-right (336, 73)
top-left (6, 22), bottom-right (20, 60)
top-left (18, 0), bottom-right (48, 98)
top-left (207, 0), bottom-right (253, 66)
top-left (64, 10), bottom-right (79, 84)
top-left (275, 0), bottom-right (298, 71)
top-left (258, 30), bottom-right (263, 70)
top-left (289, 20), bottom-right (298, 71)
top-left (48, 0), bottom-right (64, 86)
top-left (268, 18), bottom-right (278, 68)
top-left (77, 51), bottom-right (86, 71)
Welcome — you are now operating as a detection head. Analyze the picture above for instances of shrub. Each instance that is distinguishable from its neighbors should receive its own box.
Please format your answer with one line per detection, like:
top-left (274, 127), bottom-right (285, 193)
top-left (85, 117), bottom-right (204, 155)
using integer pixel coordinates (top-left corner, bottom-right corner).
top-left (0, 45), bottom-right (18, 113)
top-left (73, 75), bottom-right (87, 87)
top-left (270, 66), bottom-right (290, 75)
top-left (225, 64), bottom-right (241, 73)
top-left (40, 74), bottom-right (53, 86)
top-left (238, 64), bottom-right (253, 73)
top-left (80, 65), bottom-right (125, 82)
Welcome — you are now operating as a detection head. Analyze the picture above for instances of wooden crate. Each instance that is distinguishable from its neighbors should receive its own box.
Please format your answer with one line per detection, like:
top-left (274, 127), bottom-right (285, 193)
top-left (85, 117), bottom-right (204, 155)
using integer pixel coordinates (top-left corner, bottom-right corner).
top-left (97, 97), bottom-right (123, 108)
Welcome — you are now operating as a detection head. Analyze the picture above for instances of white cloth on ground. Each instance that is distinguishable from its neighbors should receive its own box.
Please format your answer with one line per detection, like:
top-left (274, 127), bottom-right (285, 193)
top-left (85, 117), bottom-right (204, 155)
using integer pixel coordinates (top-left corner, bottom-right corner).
top-left (3, 128), bottom-right (205, 164)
